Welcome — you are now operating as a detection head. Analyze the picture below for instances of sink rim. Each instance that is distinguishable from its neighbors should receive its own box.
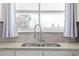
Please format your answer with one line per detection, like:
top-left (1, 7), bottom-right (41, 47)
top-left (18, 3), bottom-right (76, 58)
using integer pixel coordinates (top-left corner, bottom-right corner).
top-left (21, 43), bottom-right (61, 47)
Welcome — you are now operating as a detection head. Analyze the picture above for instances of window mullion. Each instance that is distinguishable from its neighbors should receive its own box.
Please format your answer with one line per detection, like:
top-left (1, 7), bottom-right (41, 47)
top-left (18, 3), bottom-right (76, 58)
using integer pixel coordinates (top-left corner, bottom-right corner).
top-left (38, 3), bottom-right (40, 25)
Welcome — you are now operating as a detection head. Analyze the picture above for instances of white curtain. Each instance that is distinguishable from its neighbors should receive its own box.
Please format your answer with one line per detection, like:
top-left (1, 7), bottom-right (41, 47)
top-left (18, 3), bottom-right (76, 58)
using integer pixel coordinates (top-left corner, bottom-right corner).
top-left (2, 3), bottom-right (18, 38)
top-left (64, 3), bottom-right (77, 39)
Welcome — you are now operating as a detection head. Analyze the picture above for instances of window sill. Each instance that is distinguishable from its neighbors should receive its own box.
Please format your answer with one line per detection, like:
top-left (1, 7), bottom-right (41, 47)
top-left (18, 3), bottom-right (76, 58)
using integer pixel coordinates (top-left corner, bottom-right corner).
top-left (18, 32), bottom-right (63, 34)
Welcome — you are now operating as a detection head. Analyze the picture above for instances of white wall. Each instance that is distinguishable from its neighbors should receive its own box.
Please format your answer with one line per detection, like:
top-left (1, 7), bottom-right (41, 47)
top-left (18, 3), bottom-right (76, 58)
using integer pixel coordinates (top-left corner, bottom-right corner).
top-left (77, 3), bottom-right (79, 22)
top-left (0, 4), bottom-right (1, 21)
top-left (0, 3), bottom-right (3, 22)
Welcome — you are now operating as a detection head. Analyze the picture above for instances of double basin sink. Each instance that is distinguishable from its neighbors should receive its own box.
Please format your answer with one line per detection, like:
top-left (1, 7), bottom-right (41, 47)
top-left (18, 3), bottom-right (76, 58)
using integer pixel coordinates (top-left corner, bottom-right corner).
top-left (21, 43), bottom-right (61, 47)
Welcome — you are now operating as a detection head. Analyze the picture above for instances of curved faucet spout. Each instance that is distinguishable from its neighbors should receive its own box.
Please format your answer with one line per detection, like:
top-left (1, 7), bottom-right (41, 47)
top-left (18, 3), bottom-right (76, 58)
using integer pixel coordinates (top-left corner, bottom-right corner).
top-left (34, 24), bottom-right (43, 42)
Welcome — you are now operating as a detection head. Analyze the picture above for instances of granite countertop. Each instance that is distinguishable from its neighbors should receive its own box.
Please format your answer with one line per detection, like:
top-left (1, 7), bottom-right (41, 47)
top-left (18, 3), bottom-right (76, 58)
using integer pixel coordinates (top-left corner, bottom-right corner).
top-left (0, 42), bottom-right (79, 50)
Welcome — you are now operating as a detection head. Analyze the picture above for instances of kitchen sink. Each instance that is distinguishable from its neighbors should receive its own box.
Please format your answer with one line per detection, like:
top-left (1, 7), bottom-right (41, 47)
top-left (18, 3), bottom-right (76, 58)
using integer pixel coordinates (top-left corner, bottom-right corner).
top-left (44, 43), bottom-right (61, 47)
top-left (21, 43), bottom-right (41, 47)
top-left (21, 43), bottom-right (61, 47)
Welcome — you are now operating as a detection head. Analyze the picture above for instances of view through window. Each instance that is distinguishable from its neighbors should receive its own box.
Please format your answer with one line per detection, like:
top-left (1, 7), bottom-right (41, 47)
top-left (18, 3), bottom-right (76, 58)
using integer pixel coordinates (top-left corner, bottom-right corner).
top-left (16, 3), bottom-right (65, 32)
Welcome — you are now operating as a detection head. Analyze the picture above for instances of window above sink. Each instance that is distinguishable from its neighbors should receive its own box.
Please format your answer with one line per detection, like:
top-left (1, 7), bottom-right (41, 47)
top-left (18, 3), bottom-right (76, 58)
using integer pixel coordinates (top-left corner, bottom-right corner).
top-left (16, 3), bottom-right (65, 32)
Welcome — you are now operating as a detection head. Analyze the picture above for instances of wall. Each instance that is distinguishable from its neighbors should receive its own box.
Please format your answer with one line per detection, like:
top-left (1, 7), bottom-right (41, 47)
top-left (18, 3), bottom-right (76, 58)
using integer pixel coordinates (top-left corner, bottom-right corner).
top-left (0, 4), bottom-right (3, 39)
top-left (0, 23), bottom-right (3, 39)
top-left (0, 4), bottom-right (1, 21)
top-left (77, 3), bottom-right (79, 22)
top-left (0, 4), bottom-right (3, 22)
top-left (77, 3), bottom-right (79, 37)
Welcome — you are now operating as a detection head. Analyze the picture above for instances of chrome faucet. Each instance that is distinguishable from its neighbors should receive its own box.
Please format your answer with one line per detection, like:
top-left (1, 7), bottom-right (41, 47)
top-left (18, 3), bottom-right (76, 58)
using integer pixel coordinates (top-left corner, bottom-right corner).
top-left (34, 3), bottom-right (45, 43)
top-left (34, 24), bottom-right (45, 43)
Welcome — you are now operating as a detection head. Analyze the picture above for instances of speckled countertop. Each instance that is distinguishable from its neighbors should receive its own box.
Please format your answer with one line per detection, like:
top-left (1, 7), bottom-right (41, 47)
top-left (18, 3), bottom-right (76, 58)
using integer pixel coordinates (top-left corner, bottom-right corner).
top-left (0, 42), bottom-right (79, 50)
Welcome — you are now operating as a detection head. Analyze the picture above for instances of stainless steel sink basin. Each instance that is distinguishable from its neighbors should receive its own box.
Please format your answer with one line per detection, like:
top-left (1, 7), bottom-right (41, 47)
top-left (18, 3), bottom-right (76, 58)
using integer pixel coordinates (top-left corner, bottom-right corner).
top-left (21, 43), bottom-right (61, 47)
top-left (21, 43), bottom-right (41, 47)
top-left (44, 43), bottom-right (61, 47)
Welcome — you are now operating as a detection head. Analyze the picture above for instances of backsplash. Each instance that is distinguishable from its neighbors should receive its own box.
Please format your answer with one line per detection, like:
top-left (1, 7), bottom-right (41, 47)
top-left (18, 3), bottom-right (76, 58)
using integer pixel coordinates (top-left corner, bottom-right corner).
top-left (0, 23), bottom-right (79, 43)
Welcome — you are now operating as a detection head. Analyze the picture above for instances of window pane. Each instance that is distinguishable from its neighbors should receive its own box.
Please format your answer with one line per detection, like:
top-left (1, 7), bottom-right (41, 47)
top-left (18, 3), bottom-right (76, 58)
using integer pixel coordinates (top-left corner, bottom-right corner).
top-left (16, 3), bottom-right (38, 11)
top-left (16, 13), bottom-right (38, 32)
top-left (40, 13), bottom-right (64, 32)
top-left (40, 3), bottom-right (65, 11)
